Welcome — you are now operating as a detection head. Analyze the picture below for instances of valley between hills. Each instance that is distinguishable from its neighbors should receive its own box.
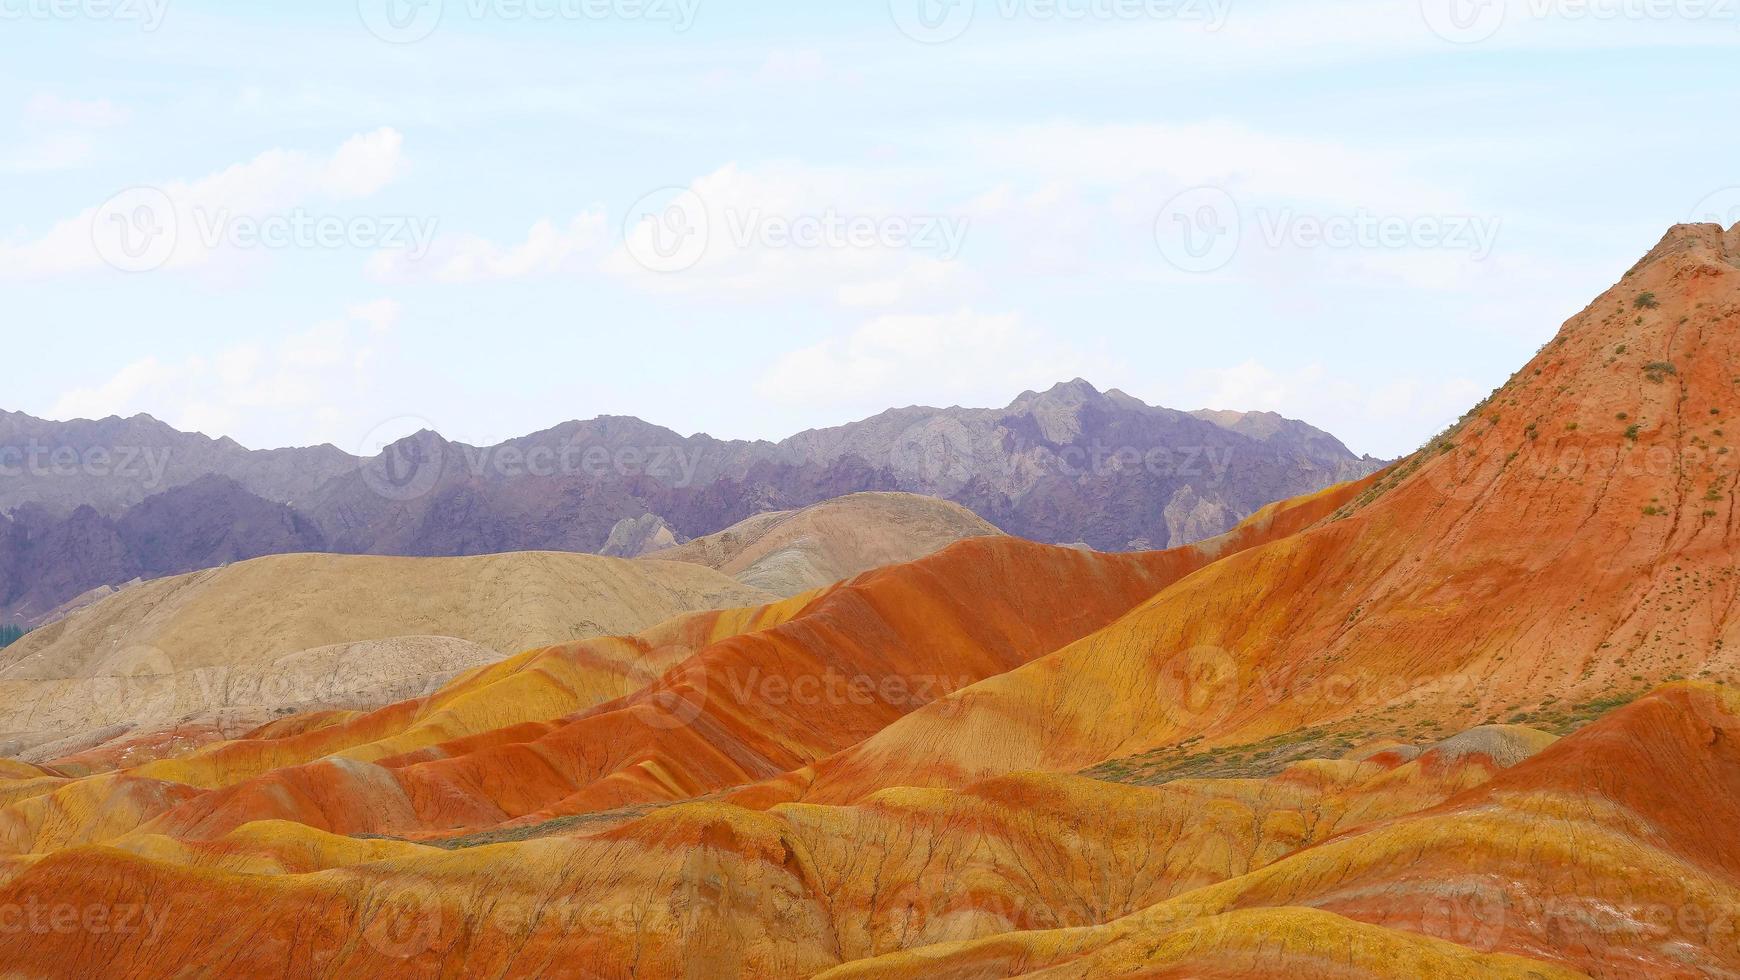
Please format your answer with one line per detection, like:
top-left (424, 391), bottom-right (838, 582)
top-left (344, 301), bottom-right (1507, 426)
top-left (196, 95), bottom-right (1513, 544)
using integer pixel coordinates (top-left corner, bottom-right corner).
top-left (1, 222), bottom-right (1739, 977)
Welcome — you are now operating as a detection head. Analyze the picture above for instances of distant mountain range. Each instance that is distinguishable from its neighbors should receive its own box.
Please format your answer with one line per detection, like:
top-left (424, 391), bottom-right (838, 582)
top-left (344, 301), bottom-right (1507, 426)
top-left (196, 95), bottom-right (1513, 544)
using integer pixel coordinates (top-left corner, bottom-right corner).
top-left (0, 381), bottom-right (1383, 625)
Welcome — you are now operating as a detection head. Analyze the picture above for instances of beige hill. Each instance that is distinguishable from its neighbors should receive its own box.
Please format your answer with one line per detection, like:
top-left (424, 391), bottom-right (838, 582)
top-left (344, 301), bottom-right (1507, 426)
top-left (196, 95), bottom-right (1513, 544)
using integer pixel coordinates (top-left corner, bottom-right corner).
top-left (7, 635), bottom-right (508, 768)
top-left (0, 551), bottom-right (774, 756)
top-left (648, 492), bottom-right (1004, 595)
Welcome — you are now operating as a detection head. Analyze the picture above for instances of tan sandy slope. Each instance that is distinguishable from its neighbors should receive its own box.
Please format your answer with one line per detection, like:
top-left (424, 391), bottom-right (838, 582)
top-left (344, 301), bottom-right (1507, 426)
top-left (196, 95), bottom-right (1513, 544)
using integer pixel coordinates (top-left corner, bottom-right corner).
top-left (648, 492), bottom-right (1003, 595)
top-left (0, 551), bottom-right (774, 754)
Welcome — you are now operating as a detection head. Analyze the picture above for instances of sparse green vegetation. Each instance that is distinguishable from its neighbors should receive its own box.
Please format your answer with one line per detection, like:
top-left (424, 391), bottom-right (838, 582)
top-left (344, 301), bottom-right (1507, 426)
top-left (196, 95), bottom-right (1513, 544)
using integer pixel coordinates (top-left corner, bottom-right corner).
top-left (1507, 690), bottom-right (1650, 735)
top-left (1635, 292), bottom-right (1659, 309)
top-left (1083, 727), bottom-right (1363, 787)
top-left (366, 803), bottom-right (667, 850)
top-left (1643, 361), bottom-right (1678, 383)
top-left (1626, 425), bottom-right (1642, 441)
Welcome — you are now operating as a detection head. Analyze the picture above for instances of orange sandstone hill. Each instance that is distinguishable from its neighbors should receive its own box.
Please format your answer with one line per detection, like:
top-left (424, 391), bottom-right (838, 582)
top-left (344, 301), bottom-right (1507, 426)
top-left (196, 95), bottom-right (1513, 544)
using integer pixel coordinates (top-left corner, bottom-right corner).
top-left (0, 223), bottom-right (1737, 979)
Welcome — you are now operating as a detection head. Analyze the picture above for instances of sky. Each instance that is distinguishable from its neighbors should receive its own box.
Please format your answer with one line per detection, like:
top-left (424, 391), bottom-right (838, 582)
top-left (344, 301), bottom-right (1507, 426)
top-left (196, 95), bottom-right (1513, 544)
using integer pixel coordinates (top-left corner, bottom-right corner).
top-left (3, 0), bottom-right (1738, 460)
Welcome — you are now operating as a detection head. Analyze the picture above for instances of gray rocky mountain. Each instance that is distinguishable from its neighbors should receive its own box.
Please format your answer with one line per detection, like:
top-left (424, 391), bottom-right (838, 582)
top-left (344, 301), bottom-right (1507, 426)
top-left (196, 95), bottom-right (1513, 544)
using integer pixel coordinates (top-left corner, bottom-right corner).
top-left (0, 381), bottom-right (1385, 625)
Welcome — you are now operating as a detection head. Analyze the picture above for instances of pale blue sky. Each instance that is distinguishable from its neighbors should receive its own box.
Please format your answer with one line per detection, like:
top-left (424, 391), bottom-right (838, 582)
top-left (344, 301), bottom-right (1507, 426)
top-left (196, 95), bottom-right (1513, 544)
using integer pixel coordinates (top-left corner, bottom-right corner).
top-left (4, 0), bottom-right (1738, 458)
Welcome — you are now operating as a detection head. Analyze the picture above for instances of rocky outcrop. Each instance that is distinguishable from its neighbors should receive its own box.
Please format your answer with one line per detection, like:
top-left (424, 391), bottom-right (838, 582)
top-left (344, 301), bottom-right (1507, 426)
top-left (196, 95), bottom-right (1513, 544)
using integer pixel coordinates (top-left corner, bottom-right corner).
top-left (598, 514), bottom-right (685, 558)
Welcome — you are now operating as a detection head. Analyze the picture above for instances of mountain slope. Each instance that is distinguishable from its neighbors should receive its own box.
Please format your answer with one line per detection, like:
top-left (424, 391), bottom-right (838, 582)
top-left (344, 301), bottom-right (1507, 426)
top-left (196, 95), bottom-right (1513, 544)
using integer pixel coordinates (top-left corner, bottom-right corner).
top-left (0, 477), bottom-right (1361, 857)
top-left (2, 385), bottom-right (1380, 624)
top-left (823, 684), bottom-right (1740, 979)
top-left (0, 477), bottom-right (328, 625)
top-left (646, 491), bottom-right (1003, 595)
top-left (0, 410), bottom-right (356, 516)
top-left (772, 221), bottom-right (1740, 807)
top-left (0, 551), bottom-right (774, 756)
top-left (2, 226), bottom-right (1730, 977)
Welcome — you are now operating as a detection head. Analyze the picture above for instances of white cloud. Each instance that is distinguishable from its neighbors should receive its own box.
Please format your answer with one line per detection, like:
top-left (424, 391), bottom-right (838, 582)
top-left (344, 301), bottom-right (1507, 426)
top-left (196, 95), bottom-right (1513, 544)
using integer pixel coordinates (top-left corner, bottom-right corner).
top-left (978, 121), bottom-right (1459, 212)
top-left (369, 211), bottom-right (607, 283)
top-left (1, 131), bottom-right (99, 173)
top-left (50, 301), bottom-right (405, 449)
top-left (604, 162), bottom-right (974, 308)
top-left (835, 259), bottom-right (966, 308)
top-left (320, 128), bottom-right (408, 199)
top-left (1180, 359), bottom-right (1485, 458)
top-left (755, 49), bottom-right (830, 84)
top-left (0, 128), bottom-right (407, 279)
top-left (945, 120), bottom-right (1529, 292)
top-left (923, 0), bottom-right (1736, 83)
top-left (2, 94), bottom-right (129, 173)
top-left (24, 94), bottom-right (128, 128)
top-left (348, 298), bottom-right (403, 333)
top-left (756, 310), bottom-right (1107, 409)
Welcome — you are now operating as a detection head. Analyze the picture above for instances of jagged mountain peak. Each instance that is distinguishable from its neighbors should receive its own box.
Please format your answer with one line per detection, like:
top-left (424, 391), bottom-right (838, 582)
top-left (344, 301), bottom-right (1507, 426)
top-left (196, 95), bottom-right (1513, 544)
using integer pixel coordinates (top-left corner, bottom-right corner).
top-left (1006, 377), bottom-right (1105, 412)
